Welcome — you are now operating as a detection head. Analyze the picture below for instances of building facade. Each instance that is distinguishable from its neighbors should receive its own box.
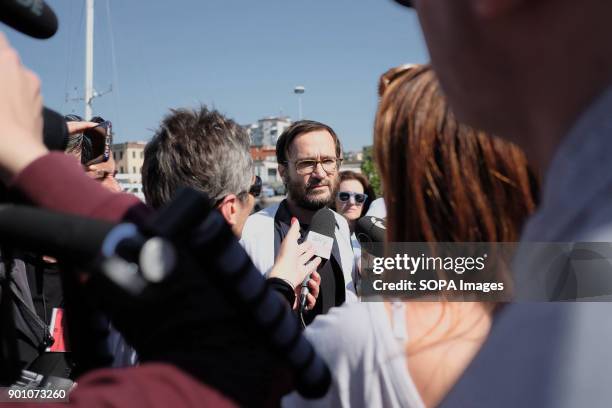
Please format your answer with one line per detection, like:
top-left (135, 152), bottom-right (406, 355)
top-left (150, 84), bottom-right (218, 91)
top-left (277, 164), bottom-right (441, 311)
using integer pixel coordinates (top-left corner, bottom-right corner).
top-left (112, 142), bottom-right (147, 176)
top-left (246, 116), bottom-right (292, 147)
top-left (112, 141), bottom-right (147, 200)
top-left (250, 146), bottom-right (282, 185)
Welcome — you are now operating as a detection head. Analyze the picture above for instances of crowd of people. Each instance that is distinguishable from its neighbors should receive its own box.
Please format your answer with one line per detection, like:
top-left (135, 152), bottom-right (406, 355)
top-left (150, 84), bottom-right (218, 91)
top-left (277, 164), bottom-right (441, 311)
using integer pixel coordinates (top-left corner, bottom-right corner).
top-left (1, 0), bottom-right (612, 406)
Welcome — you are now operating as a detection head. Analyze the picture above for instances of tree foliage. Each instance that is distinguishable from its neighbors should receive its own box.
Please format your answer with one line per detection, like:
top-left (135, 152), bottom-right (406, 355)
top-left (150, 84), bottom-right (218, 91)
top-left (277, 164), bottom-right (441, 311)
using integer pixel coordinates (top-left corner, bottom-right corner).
top-left (360, 146), bottom-right (382, 197)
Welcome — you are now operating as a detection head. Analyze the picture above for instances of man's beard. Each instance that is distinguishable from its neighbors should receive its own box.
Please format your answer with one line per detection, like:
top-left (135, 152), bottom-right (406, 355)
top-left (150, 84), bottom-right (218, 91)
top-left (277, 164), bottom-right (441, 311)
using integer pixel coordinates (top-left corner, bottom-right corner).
top-left (286, 176), bottom-right (338, 211)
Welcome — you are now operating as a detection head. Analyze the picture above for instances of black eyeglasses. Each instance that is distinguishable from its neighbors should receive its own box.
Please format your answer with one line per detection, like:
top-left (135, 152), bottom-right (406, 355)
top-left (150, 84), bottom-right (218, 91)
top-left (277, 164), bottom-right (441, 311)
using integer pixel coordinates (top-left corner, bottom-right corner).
top-left (249, 175), bottom-right (262, 197)
top-left (337, 191), bottom-right (368, 204)
top-left (283, 157), bottom-right (343, 175)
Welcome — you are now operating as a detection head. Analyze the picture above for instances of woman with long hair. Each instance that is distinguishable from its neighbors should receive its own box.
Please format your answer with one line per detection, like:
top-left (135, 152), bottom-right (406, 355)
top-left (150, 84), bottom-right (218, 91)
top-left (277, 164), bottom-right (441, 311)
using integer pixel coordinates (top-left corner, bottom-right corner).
top-left (285, 65), bottom-right (538, 407)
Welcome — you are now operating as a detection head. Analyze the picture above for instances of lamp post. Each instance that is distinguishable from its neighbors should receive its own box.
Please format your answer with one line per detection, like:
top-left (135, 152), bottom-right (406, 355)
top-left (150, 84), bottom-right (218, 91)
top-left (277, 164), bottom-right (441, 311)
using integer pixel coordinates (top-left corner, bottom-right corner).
top-left (294, 86), bottom-right (305, 120)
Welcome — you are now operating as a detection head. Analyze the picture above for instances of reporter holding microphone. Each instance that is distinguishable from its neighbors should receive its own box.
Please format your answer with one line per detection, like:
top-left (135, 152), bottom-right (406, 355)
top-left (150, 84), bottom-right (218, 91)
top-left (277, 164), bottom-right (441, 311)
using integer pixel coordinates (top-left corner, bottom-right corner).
top-left (268, 217), bottom-right (322, 310)
top-left (0, 34), bottom-right (328, 407)
top-left (0, 28), bottom-right (235, 407)
top-left (0, 19), bottom-right (325, 407)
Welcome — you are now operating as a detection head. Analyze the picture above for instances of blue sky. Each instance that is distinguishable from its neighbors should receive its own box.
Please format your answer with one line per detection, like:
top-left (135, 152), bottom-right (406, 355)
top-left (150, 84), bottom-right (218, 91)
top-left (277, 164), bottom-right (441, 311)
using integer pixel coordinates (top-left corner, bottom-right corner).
top-left (5, 0), bottom-right (428, 151)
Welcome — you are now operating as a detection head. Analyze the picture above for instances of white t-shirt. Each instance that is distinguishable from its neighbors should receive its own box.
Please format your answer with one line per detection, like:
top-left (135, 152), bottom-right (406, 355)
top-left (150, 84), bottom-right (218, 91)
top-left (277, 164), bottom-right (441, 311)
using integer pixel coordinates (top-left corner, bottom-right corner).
top-left (283, 302), bottom-right (424, 408)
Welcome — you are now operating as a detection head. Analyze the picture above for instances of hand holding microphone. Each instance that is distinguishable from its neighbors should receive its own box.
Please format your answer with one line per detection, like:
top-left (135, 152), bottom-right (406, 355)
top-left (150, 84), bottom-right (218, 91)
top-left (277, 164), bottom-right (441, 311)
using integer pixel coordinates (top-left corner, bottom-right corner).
top-left (300, 208), bottom-right (336, 313)
top-left (269, 217), bottom-right (321, 310)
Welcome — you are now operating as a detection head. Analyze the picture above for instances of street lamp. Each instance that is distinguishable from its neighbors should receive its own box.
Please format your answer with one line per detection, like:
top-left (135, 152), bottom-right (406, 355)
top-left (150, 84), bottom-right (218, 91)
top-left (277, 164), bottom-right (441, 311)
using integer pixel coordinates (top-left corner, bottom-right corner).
top-left (294, 86), bottom-right (305, 120)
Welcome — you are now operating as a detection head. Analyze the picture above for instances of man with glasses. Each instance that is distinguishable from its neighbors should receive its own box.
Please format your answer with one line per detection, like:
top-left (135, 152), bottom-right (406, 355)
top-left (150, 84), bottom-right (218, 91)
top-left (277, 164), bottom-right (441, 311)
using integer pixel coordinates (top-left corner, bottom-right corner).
top-left (241, 120), bottom-right (357, 324)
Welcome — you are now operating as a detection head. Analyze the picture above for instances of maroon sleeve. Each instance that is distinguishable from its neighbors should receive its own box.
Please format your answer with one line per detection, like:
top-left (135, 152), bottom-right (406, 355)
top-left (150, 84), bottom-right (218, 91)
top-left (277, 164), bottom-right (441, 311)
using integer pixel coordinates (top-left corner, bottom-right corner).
top-left (10, 152), bottom-right (149, 222)
top-left (6, 364), bottom-right (236, 408)
top-left (66, 364), bottom-right (237, 408)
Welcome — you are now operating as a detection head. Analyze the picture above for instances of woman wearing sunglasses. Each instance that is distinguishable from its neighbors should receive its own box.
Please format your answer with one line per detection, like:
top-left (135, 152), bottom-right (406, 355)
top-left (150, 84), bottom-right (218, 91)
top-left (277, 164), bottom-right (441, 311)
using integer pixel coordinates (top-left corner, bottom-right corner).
top-left (285, 65), bottom-right (539, 407)
top-left (333, 171), bottom-right (376, 234)
top-left (332, 171), bottom-right (377, 281)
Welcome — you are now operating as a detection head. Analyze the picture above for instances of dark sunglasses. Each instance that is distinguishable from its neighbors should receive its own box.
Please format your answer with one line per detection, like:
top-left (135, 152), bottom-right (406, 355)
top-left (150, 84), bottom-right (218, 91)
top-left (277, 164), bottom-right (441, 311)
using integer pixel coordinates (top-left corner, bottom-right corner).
top-left (337, 191), bottom-right (368, 204)
top-left (249, 175), bottom-right (262, 197)
top-left (215, 175), bottom-right (263, 208)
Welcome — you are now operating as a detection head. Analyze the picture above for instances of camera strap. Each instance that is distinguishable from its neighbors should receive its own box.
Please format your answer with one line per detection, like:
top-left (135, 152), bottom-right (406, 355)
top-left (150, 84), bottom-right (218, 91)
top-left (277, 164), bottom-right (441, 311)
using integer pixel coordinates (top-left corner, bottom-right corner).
top-left (0, 248), bottom-right (22, 384)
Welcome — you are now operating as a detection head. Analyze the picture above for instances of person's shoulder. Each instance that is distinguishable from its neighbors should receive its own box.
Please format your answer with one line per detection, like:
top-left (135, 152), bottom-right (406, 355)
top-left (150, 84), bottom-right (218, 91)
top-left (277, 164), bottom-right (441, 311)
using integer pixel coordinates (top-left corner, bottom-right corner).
top-left (305, 302), bottom-right (373, 336)
top-left (330, 208), bottom-right (350, 234)
top-left (251, 203), bottom-right (280, 220)
top-left (366, 198), bottom-right (387, 218)
top-left (329, 208), bottom-right (347, 224)
top-left (240, 204), bottom-right (279, 273)
top-left (304, 302), bottom-right (383, 358)
top-left (242, 203), bottom-right (279, 235)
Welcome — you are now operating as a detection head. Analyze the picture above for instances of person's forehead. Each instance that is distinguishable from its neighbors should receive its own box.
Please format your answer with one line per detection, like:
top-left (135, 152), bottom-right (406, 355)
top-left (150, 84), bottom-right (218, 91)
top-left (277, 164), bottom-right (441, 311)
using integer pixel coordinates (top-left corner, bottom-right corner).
top-left (289, 130), bottom-right (336, 158)
top-left (339, 179), bottom-right (364, 193)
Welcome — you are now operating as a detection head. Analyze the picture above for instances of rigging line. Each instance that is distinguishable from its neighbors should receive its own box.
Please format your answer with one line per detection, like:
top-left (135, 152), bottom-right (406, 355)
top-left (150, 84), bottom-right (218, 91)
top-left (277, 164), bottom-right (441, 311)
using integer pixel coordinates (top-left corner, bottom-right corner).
top-left (61, 1), bottom-right (84, 114)
top-left (127, 10), bottom-right (163, 127)
top-left (105, 0), bottom-right (120, 125)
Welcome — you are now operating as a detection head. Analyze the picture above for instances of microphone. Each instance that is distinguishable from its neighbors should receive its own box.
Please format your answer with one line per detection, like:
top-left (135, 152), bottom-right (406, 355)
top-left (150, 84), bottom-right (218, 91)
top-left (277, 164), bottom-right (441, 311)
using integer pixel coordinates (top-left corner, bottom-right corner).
top-left (355, 216), bottom-right (386, 257)
top-left (0, 188), bottom-right (212, 284)
top-left (0, 204), bottom-right (115, 264)
top-left (355, 216), bottom-right (386, 244)
top-left (300, 208), bottom-right (335, 313)
top-left (43, 107), bottom-right (69, 152)
top-left (0, 0), bottom-right (59, 39)
top-left (0, 190), bottom-right (333, 398)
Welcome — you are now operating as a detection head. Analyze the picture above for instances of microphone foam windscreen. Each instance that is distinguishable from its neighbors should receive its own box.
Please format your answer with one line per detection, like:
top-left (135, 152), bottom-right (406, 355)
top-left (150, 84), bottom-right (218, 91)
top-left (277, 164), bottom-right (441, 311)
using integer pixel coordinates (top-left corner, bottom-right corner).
top-left (0, 0), bottom-right (59, 39)
top-left (355, 216), bottom-right (387, 244)
top-left (306, 208), bottom-right (336, 260)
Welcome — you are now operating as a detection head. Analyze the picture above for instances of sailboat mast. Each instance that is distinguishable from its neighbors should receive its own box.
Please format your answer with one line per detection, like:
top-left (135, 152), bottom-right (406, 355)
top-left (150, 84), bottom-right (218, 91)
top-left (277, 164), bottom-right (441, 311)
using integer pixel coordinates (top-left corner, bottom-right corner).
top-left (85, 0), bottom-right (94, 120)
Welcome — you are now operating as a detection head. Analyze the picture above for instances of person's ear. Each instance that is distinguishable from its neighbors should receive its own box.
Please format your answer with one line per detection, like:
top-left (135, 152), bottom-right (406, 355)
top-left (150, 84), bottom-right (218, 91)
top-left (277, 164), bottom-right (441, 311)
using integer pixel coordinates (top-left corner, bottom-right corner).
top-left (471, 0), bottom-right (523, 18)
top-left (278, 163), bottom-right (289, 184)
top-left (217, 194), bottom-right (238, 226)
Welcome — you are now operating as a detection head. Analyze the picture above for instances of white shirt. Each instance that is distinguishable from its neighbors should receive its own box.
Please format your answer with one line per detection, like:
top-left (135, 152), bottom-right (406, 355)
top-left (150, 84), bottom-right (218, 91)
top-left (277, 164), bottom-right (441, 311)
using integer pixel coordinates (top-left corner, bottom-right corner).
top-left (240, 202), bottom-right (358, 296)
top-left (283, 302), bottom-right (425, 408)
top-left (365, 197), bottom-right (387, 219)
